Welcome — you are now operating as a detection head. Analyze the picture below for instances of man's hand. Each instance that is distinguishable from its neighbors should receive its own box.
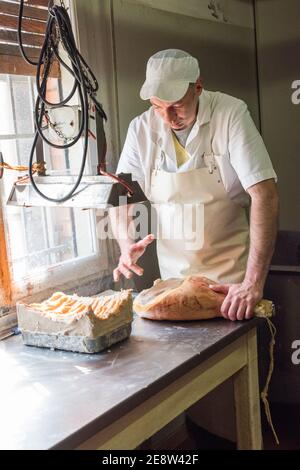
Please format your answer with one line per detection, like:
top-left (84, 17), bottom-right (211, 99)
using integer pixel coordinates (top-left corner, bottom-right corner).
top-left (209, 280), bottom-right (263, 321)
top-left (113, 234), bottom-right (155, 282)
top-left (209, 179), bottom-right (278, 321)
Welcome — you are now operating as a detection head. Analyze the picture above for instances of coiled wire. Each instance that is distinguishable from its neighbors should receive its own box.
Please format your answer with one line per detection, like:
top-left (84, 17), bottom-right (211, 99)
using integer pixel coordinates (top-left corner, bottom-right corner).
top-left (17, 0), bottom-right (107, 202)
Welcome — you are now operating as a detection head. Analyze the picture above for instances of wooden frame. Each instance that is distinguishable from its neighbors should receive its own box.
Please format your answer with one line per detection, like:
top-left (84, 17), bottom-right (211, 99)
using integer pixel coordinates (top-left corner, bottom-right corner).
top-left (0, 204), bottom-right (12, 306)
top-left (77, 327), bottom-right (262, 450)
top-left (0, 0), bottom-right (59, 76)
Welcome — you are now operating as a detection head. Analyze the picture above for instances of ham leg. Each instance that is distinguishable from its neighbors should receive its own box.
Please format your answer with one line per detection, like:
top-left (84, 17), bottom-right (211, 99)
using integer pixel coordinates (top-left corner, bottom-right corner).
top-left (133, 274), bottom-right (273, 321)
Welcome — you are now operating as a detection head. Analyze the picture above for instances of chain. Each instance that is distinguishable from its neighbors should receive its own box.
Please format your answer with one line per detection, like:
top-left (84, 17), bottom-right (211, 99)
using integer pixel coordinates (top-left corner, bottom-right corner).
top-left (43, 111), bottom-right (75, 142)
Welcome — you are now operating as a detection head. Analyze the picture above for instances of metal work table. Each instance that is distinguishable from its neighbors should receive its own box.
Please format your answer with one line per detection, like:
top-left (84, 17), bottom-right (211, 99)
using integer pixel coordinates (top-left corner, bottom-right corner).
top-left (0, 315), bottom-right (262, 450)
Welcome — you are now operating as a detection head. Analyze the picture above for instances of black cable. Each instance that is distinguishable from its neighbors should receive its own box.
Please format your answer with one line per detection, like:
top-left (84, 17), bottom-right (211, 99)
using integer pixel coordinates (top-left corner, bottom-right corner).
top-left (17, 0), bottom-right (40, 66)
top-left (17, 0), bottom-right (107, 203)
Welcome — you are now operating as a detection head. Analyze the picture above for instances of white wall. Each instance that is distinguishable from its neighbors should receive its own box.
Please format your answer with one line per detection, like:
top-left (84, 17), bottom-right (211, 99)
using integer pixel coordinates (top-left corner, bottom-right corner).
top-left (122, 0), bottom-right (254, 28)
top-left (255, 0), bottom-right (300, 231)
top-left (112, 0), bottom-right (258, 147)
top-left (73, 0), bottom-right (258, 170)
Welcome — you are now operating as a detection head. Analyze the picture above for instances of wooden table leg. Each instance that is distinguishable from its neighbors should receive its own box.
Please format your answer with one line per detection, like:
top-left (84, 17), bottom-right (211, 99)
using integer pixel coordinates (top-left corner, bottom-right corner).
top-left (234, 328), bottom-right (263, 450)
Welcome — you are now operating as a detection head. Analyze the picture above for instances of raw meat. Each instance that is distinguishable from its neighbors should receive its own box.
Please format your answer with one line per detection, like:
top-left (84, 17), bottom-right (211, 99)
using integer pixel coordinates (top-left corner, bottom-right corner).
top-left (133, 275), bottom-right (223, 321)
top-left (133, 275), bottom-right (273, 321)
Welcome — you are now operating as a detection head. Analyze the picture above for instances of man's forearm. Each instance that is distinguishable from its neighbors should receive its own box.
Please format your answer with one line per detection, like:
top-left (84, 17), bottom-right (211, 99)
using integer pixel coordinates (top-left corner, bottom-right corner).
top-left (244, 182), bottom-right (279, 287)
top-left (109, 205), bottom-right (135, 252)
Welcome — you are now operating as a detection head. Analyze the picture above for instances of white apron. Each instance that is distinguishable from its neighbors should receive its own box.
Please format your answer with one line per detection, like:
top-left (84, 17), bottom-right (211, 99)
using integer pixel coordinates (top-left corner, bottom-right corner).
top-left (149, 123), bottom-right (250, 284)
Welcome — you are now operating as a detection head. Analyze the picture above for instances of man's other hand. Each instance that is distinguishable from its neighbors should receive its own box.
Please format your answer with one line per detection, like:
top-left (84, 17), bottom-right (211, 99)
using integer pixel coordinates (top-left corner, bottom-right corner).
top-left (113, 234), bottom-right (155, 282)
top-left (209, 280), bottom-right (263, 321)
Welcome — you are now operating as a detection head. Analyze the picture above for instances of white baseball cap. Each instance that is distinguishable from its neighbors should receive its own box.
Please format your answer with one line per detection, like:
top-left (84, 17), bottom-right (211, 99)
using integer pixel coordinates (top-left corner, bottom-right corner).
top-left (140, 49), bottom-right (200, 102)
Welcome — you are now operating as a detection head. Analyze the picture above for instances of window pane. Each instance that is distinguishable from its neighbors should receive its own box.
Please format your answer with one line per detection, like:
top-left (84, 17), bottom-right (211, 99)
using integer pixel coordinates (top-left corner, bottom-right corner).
top-left (24, 207), bottom-right (48, 254)
top-left (17, 138), bottom-right (34, 167)
top-left (3, 204), bottom-right (96, 282)
top-left (0, 139), bottom-right (20, 198)
top-left (11, 76), bottom-right (34, 135)
top-left (0, 138), bottom-right (35, 200)
top-left (0, 76), bottom-right (14, 135)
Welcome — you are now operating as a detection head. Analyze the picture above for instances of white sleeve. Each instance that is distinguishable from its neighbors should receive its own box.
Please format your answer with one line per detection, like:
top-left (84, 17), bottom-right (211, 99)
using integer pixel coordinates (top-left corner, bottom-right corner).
top-left (228, 102), bottom-right (277, 190)
top-left (116, 119), bottom-right (145, 191)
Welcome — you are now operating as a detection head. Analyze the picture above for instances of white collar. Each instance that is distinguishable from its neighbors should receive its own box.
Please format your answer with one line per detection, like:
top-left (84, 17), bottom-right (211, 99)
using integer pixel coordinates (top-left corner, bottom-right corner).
top-left (196, 89), bottom-right (212, 127)
top-left (148, 90), bottom-right (212, 169)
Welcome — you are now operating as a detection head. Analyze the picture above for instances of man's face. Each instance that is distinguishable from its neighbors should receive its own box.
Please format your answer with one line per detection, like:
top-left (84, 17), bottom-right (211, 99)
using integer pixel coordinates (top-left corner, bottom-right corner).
top-left (150, 80), bottom-right (202, 130)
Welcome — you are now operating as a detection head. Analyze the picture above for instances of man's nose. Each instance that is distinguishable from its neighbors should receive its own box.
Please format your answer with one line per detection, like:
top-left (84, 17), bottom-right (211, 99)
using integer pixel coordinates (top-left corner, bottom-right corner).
top-left (164, 107), bottom-right (176, 123)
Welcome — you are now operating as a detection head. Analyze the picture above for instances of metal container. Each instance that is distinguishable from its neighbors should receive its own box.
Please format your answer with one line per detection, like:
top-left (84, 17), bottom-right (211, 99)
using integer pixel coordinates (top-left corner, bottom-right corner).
top-left (21, 323), bottom-right (132, 354)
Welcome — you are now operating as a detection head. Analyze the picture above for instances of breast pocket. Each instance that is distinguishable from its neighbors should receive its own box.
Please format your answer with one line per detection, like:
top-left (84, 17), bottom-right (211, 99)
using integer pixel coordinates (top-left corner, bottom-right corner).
top-left (214, 153), bottom-right (250, 207)
top-left (213, 153), bottom-right (236, 193)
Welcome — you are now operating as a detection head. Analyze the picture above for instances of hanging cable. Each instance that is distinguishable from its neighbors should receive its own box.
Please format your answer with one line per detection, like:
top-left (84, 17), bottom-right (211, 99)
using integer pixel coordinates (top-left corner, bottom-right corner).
top-left (17, 0), bottom-right (133, 203)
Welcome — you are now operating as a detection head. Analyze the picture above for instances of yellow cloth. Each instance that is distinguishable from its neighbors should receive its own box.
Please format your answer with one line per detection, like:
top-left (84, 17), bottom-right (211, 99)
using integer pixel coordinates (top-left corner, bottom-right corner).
top-left (172, 133), bottom-right (190, 168)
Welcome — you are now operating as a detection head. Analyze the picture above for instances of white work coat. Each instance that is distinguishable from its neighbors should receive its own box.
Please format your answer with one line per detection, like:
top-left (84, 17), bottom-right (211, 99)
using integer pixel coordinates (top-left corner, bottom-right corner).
top-left (117, 90), bottom-right (277, 282)
top-left (117, 90), bottom-right (277, 205)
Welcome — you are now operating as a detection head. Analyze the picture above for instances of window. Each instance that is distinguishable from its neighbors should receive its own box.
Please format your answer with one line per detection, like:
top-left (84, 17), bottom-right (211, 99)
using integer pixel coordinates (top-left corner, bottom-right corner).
top-left (0, 0), bottom-right (116, 309)
top-left (0, 73), bottom-right (102, 298)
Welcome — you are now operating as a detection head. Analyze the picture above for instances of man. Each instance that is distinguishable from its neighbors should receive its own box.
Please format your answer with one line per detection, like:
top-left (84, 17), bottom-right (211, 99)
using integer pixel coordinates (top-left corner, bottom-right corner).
top-left (112, 49), bottom-right (279, 321)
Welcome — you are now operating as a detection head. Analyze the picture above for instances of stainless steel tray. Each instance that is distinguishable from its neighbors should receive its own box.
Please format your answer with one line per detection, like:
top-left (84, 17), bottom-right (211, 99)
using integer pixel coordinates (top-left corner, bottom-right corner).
top-left (21, 322), bottom-right (132, 354)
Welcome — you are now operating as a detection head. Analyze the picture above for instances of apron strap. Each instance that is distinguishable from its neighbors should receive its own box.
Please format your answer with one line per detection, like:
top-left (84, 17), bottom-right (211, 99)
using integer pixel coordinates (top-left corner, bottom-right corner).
top-left (203, 102), bottom-right (217, 173)
top-left (154, 150), bottom-right (165, 170)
